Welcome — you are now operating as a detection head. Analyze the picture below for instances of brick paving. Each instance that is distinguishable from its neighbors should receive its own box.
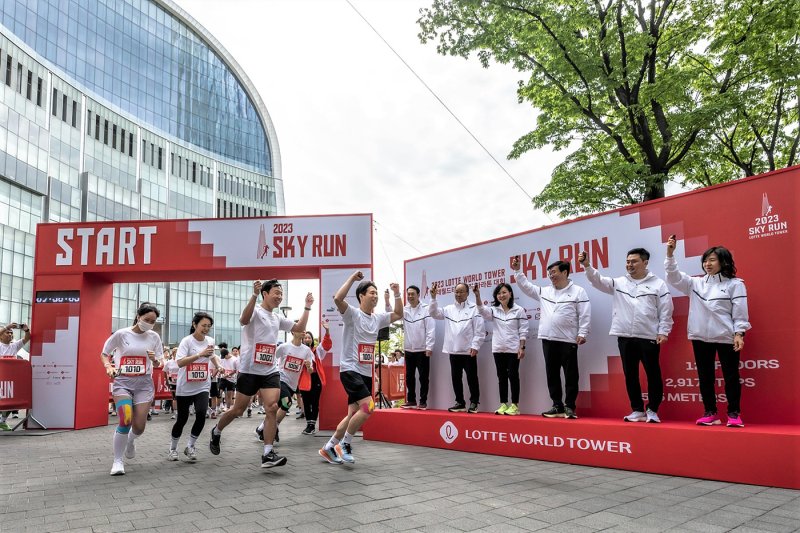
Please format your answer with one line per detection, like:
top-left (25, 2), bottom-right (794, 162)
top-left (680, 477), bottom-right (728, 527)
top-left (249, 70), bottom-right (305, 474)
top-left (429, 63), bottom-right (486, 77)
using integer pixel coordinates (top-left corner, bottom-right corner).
top-left (0, 412), bottom-right (797, 532)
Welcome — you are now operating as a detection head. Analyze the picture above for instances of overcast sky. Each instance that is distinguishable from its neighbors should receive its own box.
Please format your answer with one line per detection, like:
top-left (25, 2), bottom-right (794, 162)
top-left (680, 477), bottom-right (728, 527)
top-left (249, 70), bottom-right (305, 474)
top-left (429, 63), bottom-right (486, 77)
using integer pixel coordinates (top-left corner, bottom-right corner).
top-left (174, 0), bottom-right (566, 323)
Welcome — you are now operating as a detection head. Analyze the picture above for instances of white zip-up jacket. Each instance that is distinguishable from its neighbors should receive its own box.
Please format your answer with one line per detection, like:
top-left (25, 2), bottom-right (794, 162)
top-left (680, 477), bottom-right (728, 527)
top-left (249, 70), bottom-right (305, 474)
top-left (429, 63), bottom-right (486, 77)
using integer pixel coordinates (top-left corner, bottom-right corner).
top-left (476, 303), bottom-right (529, 353)
top-left (403, 302), bottom-right (436, 352)
top-left (664, 256), bottom-right (751, 343)
top-left (585, 265), bottom-right (673, 340)
top-left (429, 299), bottom-right (485, 354)
top-left (514, 272), bottom-right (591, 343)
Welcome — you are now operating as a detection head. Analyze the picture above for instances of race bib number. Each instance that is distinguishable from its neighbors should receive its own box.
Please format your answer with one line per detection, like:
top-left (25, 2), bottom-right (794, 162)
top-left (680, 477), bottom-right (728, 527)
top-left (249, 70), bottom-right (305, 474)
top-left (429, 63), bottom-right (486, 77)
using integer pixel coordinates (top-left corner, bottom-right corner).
top-left (283, 356), bottom-right (304, 373)
top-left (119, 356), bottom-right (146, 376)
top-left (358, 344), bottom-right (375, 364)
top-left (254, 343), bottom-right (276, 366)
top-left (187, 362), bottom-right (209, 382)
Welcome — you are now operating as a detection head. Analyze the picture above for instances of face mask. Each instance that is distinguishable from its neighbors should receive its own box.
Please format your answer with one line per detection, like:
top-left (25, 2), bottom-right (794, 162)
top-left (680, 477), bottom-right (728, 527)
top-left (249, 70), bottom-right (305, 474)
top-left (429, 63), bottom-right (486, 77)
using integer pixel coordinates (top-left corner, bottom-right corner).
top-left (137, 320), bottom-right (154, 332)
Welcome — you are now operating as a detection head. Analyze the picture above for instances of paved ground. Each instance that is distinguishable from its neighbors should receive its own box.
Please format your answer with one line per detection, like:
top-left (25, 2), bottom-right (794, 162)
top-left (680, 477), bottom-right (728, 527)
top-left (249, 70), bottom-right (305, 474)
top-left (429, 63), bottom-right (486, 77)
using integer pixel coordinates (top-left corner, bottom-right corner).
top-left (0, 411), bottom-right (797, 533)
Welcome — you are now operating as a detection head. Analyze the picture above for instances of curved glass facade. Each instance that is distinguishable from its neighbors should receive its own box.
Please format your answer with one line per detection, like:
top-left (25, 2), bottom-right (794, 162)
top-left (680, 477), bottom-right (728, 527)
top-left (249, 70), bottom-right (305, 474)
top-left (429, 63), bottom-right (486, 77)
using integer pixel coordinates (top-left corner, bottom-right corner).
top-left (1, 0), bottom-right (270, 173)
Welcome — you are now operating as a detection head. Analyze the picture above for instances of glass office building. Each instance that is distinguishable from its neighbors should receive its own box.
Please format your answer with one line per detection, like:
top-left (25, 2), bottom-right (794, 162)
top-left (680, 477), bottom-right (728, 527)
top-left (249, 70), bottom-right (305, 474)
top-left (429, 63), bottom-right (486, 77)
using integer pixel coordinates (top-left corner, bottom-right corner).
top-left (0, 0), bottom-right (284, 346)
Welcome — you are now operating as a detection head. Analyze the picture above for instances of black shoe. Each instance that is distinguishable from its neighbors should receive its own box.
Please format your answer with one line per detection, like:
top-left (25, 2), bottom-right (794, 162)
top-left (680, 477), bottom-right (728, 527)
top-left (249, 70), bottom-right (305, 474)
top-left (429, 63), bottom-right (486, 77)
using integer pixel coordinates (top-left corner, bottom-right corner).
top-left (260, 450), bottom-right (287, 468)
top-left (447, 403), bottom-right (467, 412)
top-left (274, 426), bottom-right (280, 443)
top-left (147, 413), bottom-right (152, 421)
top-left (255, 426), bottom-right (264, 442)
top-left (468, 403), bottom-right (479, 413)
top-left (564, 407), bottom-right (578, 419)
top-left (247, 408), bottom-right (252, 418)
top-left (302, 423), bottom-right (316, 435)
top-left (209, 426), bottom-right (221, 455)
top-left (542, 406), bottom-right (566, 418)
top-left (296, 412), bottom-right (305, 419)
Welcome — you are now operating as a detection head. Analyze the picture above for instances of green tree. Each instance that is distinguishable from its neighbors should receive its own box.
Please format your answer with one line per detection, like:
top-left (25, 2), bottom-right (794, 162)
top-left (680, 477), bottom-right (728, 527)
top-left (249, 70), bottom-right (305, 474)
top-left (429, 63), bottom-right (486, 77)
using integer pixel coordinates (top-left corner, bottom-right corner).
top-left (418, 0), bottom-right (799, 217)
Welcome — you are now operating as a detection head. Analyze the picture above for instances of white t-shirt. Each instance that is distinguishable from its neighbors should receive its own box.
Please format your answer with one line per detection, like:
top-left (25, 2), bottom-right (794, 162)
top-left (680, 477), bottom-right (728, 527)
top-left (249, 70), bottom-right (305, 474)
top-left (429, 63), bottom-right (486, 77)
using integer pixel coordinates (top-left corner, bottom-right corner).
top-left (220, 355), bottom-right (239, 381)
top-left (239, 306), bottom-right (295, 376)
top-left (340, 304), bottom-right (391, 377)
top-left (176, 335), bottom-right (216, 396)
top-left (277, 342), bottom-right (314, 391)
top-left (163, 359), bottom-right (179, 384)
top-left (102, 327), bottom-right (164, 379)
top-left (0, 339), bottom-right (25, 358)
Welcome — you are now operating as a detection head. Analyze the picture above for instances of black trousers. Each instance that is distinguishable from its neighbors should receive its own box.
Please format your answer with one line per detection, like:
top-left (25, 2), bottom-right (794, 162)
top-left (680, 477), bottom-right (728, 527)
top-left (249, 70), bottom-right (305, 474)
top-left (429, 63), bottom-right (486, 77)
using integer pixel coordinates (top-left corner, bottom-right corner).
top-left (450, 353), bottom-right (479, 405)
top-left (300, 372), bottom-right (323, 422)
top-left (617, 337), bottom-right (662, 412)
top-left (493, 352), bottom-right (520, 404)
top-left (405, 351), bottom-right (430, 404)
top-left (691, 340), bottom-right (741, 414)
top-left (542, 339), bottom-right (580, 409)
top-left (171, 391), bottom-right (209, 439)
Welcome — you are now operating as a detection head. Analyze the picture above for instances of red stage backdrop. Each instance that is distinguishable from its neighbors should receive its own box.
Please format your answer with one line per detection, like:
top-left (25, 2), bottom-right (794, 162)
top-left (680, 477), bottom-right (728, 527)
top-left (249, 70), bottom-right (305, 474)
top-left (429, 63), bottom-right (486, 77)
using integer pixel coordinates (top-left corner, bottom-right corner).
top-left (404, 167), bottom-right (798, 425)
top-left (30, 214), bottom-right (373, 430)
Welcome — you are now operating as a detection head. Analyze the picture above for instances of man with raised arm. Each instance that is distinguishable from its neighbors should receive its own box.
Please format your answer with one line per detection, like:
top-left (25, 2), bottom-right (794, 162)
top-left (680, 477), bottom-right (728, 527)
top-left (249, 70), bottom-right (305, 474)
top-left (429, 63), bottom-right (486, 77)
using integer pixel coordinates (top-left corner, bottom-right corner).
top-left (318, 271), bottom-right (403, 465)
top-left (400, 285), bottom-right (436, 410)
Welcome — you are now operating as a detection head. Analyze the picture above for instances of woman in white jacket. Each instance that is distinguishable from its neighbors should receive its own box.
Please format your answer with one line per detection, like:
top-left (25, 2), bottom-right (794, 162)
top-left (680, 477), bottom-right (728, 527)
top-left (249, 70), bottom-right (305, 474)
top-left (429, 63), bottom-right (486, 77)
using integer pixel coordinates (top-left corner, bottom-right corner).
top-left (665, 236), bottom-right (751, 427)
top-left (474, 283), bottom-right (529, 416)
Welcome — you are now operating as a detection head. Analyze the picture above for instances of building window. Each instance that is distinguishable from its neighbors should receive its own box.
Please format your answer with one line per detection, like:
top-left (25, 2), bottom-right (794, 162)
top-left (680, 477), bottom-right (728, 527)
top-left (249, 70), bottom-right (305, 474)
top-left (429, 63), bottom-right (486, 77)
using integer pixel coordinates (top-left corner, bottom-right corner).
top-left (16, 62), bottom-right (22, 92)
top-left (36, 77), bottom-right (42, 106)
top-left (52, 88), bottom-right (58, 116)
top-left (95, 114), bottom-right (101, 140)
top-left (157, 147), bottom-right (162, 170)
top-left (71, 100), bottom-right (77, 128)
top-left (87, 110), bottom-right (92, 137)
top-left (120, 129), bottom-right (126, 154)
top-left (112, 125), bottom-right (117, 149)
top-left (62, 94), bottom-right (67, 122)
top-left (129, 133), bottom-right (134, 157)
top-left (103, 119), bottom-right (108, 145)
top-left (143, 140), bottom-right (148, 163)
top-left (5, 56), bottom-right (11, 86)
top-left (26, 70), bottom-right (32, 100)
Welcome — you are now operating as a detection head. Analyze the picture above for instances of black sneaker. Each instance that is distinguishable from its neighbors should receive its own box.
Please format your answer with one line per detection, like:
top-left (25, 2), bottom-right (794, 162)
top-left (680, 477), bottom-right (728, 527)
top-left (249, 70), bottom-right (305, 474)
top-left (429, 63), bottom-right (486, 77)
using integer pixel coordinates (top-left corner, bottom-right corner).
top-left (255, 426), bottom-right (264, 442)
top-left (302, 423), bottom-right (316, 435)
top-left (447, 403), bottom-right (467, 412)
top-left (274, 426), bottom-right (280, 443)
top-left (209, 426), bottom-right (221, 455)
top-left (542, 406), bottom-right (566, 418)
top-left (468, 403), bottom-right (479, 413)
top-left (564, 407), bottom-right (578, 419)
top-left (296, 412), bottom-right (305, 419)
top-left (247, 408), bottom-right (252, 418)
top-left (146, 413), bottom-right (152, 421)
top-left (260, 450), bottom-right (287, 468)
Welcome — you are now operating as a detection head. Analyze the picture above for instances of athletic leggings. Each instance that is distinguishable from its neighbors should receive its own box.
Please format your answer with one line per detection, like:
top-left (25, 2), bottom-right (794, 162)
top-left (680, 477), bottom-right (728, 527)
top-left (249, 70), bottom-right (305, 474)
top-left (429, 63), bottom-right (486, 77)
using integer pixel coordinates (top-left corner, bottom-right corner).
top-left (692, 340), bottom-right (741, 414)
top-left (171, 391), bottom-right (209, 439)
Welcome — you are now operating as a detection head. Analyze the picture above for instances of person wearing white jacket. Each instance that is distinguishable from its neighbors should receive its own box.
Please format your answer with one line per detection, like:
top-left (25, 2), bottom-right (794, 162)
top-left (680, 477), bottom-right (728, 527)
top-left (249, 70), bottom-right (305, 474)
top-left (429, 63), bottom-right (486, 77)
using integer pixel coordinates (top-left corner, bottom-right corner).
top-left (579, 248), bottom-right (673, 423)
top-left (474, 282), bottom-right (529, 416)
top-left (665, 236), bottom-right (751, 428)
top-left (401, 285), bottom-right (436, 410)
top-left (513, 257), bottom-right (591, 419)
top-left (429, 282), bottom-right (485, 413)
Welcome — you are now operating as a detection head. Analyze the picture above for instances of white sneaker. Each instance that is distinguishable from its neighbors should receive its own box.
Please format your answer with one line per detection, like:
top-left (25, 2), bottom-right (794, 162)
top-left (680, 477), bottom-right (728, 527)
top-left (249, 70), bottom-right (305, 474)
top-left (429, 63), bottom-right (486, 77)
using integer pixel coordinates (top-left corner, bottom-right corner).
top-left (646, 409), bottom-right (661, 423)
top-left (110, 460), bottom-right (125, 476)
top-left (124, 439), bottom-right (136, 459)
top-left (184, 446), bottom-right (197, 462)
top-left (170, 414), bottom-right (176, 419)
top-left (623, 410), bottom-right (646, 422)
top-left (167, 449), bottom-right (179, 461)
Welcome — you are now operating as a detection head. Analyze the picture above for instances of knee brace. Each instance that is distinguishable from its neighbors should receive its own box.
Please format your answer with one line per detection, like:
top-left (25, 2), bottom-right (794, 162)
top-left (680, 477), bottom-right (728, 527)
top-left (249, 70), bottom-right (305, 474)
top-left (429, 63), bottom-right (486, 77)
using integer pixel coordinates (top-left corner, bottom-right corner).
top-left (116, 398), bottom-right (133, 433)
top-left (360, 398), bottom-right (375, 415)
top-left (279, 396), bottom-right (292, 412)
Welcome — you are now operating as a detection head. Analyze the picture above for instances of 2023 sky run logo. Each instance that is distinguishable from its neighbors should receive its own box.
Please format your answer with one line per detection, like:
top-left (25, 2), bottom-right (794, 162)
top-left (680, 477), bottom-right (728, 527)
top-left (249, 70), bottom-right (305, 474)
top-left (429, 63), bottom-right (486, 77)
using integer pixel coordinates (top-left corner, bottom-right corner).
top-left (748, 193), bottom-right (789, 240)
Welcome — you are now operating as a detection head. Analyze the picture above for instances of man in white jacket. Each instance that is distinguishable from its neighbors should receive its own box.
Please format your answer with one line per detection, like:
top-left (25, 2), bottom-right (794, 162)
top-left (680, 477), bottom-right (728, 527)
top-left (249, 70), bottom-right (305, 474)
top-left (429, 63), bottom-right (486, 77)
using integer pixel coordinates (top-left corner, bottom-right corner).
top-left (401, 285), bottom-right (436, 410)
top-left (512, 257), bottom-right (591, 419)
top-left (579, 248), bottom-right (673, 423)
top-left (429, 282), bottom-right (485, 413)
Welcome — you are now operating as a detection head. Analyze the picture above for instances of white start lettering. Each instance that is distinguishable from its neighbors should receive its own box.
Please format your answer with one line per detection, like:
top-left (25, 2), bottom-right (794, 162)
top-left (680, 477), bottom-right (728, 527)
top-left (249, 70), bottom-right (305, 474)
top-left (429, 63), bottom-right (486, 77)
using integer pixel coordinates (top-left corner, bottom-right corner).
top-left (56, 226), bottom-right (157, 266)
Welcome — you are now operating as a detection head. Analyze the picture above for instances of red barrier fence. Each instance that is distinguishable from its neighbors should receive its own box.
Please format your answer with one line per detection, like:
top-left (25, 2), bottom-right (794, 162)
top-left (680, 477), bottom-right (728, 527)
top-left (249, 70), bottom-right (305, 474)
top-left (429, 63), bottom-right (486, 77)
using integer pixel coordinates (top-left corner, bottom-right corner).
top-left (0, 359), bottom-right (33, 410)
top-left (375, 365), bottom-right (405, 400)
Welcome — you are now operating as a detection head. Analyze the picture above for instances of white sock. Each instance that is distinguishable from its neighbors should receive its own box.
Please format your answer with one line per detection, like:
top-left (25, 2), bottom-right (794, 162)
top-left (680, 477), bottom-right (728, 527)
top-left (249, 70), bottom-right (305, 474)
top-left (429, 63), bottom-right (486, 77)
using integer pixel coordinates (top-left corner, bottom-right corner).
top-left (187, 434), bottom-right (198, 447)
top-left (325, 436), bottom-right (339, 450)
top-left (342, 432), bottom-right (353, 445)
top-left (170, 437), bottom-right (179, 451)
top-left (113, 432), bottom-right (128, 461)
top-left (212, 426), bottom-right (221, 436)
top-left (263, 444), bottom-right (273, 455)
top-left (257, 421), bottom-right (264, 432)
top-left (128, 430), bottom-right (141, 445)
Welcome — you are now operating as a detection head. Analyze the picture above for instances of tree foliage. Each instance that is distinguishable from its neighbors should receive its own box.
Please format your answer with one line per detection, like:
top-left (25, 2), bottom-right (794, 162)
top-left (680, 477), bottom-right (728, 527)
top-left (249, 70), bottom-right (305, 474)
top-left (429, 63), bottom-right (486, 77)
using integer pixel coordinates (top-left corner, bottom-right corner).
top-left (418, 0), bottom-right (799, 216)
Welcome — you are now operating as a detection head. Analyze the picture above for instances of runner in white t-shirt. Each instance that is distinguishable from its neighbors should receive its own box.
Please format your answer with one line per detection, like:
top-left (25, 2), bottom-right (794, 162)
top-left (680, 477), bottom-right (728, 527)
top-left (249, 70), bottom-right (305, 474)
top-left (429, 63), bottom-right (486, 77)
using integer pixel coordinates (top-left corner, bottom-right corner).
top-left (101, 302), bottom-right (164, 476)
top-left (218, 348), bottom-right (239, 414)
top-left (162, 350), bottom-right (179, 418)
top-left (0, 322), bottom-right (31, 430)
top-left (168, 312), bottom-right (222, 462)
top-left (209, 279), bottom-right (313, 469)
top-left (319, 271), bottom-right (403, 465)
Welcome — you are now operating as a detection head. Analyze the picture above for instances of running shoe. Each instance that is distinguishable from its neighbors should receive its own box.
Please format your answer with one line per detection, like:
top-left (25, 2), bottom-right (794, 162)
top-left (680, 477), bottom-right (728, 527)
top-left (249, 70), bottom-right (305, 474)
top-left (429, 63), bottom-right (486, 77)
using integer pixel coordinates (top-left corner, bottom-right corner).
top-left (110, 460), bottom-right (125, 476)
top-left (0, 422), bottom-right (11, 431)
top-left (334, 443), bottom-right (355, 463)
top-left (302, 423), bottom-right (316, 435)
top-left (696, 411), bottom-right (720, 426)
top-left (402, 402), bottom-right (417, 410)
top-left (542, 406), bottom-right (566, 418)
top-left (447, 403), bottom-right (467, 412)
top-left (319, 447), bottom-right (343, 465)
top-left (257, 407), bottom-right (266, 415)
top-left (494, 403), bottom-right (509, 415)
top-left (260, 450), bottom-right (287, 468)
top-left (150, 409), bottom-right (159, 416)
top-left (146, 413), bottom-right (152, 421)
top-left (564, 407), bottom-right (578, 419)
top-left (505, 404), bottom-right (520, 416)
top-left (124, 438), bottom-right (136, 459)
top-left (184, 446), bottom-right (198, 462)
top-left (247, 408), bottom-right (252, 418)
top-left (210, 411), bottom-right (216, 419)
top-left (110, 411), bottom-right (117, 417)
top-left (209, 426), bottom-right (221, 455)
top-left (646, 409), bottom-right (661, 423)
top-left (726, 412), bottom-right (744, 428)
top-left (255, 425), bottom-right (264, 441)
top-left (623, 410), bottom-right (647, 422)
top-left (167, 449), bottom-right (179, 461)
top-left (296, 412), bottom-right (305, 419)
top-left (170, 414), bottom-right (176, 420)
top-left (418, 403), bottom-right (428, 411)
top-left (11, 413), bottom-right (19, 418)
top-left (468, 403), bottom-right (479, 414)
